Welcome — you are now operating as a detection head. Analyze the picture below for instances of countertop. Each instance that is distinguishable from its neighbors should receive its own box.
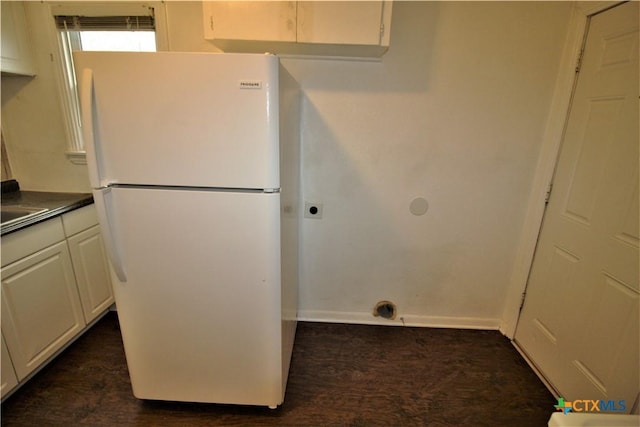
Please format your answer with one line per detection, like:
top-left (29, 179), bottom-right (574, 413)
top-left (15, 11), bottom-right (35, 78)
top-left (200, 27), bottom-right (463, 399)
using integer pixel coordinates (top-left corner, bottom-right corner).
top-left (1, 182), bottom-right (93, 236)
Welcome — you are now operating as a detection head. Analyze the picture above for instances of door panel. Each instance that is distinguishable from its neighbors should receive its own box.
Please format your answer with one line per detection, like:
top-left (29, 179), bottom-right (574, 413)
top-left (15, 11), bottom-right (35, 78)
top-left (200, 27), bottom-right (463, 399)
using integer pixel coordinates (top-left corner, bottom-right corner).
top-left (515, 1), bottom-right (639, 410)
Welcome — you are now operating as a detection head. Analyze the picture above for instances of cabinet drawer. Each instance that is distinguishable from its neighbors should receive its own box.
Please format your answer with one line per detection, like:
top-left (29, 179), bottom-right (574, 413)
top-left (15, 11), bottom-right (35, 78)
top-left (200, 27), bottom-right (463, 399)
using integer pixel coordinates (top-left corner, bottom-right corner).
top-left (62, 205), bottom-right (98, 237)
top-left (1, 218), bottom-right (65, 267)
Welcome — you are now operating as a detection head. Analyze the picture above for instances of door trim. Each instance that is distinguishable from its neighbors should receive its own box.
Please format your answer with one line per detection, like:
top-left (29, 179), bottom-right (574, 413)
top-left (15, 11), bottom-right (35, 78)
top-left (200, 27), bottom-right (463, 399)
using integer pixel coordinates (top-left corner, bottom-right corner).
top-left (499, 1), bottom-right (625, 338)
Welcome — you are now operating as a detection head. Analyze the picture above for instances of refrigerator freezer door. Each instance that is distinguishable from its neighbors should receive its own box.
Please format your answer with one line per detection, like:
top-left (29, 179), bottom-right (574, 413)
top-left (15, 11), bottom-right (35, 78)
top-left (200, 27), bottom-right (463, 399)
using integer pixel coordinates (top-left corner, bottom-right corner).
top-left (104, 186), bottom-right (284, 406)
top-left (74, 52), bottom-right (280, 190)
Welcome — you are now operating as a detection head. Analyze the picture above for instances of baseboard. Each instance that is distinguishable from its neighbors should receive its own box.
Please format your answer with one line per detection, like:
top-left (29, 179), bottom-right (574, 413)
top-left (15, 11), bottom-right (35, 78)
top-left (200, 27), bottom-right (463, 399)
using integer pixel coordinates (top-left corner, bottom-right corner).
top-left (297, 309), bottom-right (501, 330)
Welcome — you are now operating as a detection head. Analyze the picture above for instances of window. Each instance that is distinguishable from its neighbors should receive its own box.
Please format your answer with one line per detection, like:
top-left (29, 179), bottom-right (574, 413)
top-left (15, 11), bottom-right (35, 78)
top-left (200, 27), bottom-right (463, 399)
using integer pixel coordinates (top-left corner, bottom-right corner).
top-left (55, 14), bottom-right (157, 51)
top-left (48, 2), bottom-right (167, 164)
top-left (73, 31), bottom-right (156, 52)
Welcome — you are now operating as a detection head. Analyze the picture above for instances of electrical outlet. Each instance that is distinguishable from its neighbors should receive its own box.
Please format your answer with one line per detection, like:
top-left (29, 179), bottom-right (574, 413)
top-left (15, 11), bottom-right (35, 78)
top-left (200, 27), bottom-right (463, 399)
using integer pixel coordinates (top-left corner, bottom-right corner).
top-left (304, 202), bottom-right (323, 219)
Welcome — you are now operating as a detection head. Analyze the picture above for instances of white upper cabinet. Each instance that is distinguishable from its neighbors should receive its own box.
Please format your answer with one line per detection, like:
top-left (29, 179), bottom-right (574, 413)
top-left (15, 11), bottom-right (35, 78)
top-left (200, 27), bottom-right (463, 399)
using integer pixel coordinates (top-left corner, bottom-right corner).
top-left (203, 1), bottom-right (392, 58)
top-left (204, 1), bottom-right (296, 42)
top-left (0, 1), bottom-right (36, 76)
top-left (296, 2), bottom-right (387, 46)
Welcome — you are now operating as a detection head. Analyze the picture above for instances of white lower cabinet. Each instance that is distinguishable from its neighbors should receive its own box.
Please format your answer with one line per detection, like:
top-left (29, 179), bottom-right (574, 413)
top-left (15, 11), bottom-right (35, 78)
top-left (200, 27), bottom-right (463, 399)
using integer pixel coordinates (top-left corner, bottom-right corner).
top-left (67, 225), bottom-right (114, 323)
top-left (0, 204), bottom-right (113, 398)
top-left (1, 334), bottom-right (19, 399)
top-left (1, 239), bottom-right (85, 380)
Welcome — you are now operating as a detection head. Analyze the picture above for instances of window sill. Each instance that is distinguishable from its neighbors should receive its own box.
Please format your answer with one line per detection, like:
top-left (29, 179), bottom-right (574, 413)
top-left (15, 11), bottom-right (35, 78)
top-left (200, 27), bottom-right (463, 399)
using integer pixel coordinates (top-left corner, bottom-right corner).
top-left (65, 151), bottom-right (87, 165)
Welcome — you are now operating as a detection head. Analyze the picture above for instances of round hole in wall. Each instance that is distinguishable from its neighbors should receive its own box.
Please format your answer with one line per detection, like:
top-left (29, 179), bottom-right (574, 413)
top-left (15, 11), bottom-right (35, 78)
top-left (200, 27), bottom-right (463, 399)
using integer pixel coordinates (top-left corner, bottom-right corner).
top-left (373, 301), bottom-right (397, 320)
top-left (409, 197), bottom-right (429, 216)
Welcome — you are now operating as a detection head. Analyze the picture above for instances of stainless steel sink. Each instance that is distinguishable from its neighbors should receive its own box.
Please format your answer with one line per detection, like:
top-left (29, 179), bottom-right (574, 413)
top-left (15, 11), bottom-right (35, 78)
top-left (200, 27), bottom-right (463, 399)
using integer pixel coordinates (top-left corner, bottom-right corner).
top-left (1, 207), bottom-right (49, 226)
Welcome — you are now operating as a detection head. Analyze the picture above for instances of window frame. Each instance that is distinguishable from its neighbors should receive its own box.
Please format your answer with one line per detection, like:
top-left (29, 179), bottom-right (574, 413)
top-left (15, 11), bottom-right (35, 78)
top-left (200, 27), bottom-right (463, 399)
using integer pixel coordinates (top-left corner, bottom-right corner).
top-left (46, 1), bottom-right (168, 165)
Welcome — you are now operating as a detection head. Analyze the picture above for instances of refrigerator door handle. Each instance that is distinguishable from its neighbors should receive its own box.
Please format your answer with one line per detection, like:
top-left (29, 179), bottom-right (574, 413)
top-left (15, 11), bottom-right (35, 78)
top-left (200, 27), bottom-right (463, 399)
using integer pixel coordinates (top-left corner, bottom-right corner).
top-left (79, 68), bottom-right (104, 189)
top-left (93, 188), bottom-right (127, 282)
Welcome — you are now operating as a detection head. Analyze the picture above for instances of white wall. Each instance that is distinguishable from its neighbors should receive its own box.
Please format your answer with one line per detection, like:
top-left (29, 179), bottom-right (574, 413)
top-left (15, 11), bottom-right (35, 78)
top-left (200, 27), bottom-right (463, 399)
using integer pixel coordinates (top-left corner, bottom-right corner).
top-left (160, 1), bottom-right (573, 329)
top-left (1, 3), bottom-right (91, 193)
top-left (1, 1), bottom-right (574, 329)
top-left (287, 1), bottom-right (573, 328)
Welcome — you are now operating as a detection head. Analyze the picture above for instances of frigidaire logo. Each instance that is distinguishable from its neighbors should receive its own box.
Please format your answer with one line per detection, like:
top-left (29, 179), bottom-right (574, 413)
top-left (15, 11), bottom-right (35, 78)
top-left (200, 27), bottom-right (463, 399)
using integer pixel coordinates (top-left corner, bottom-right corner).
top-left (238, 80), bottom-right (262, 89)
top-left (554, 397), bottom-right (627, 414)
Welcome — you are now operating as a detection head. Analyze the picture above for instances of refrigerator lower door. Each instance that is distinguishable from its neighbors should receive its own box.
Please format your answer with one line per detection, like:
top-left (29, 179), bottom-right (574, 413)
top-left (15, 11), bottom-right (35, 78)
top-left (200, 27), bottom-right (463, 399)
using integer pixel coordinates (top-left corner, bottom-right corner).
top-left (103, 186), bottom-right (285, 407)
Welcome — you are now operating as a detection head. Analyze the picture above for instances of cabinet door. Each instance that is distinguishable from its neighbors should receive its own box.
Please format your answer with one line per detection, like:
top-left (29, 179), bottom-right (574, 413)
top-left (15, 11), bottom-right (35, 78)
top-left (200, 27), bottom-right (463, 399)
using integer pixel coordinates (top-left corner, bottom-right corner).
top-left (67, 225), bottom-right (114, 323)
top-left (0, 1), bottom-right (35, 76)
top-left (297, 1), bottom-right (386, 46)
top-left (1, 241), bottom-right (85, 380)
top-left (203, 1), bottom-right (296, 42)
top-left (1, 334), bottom-right (18, 399)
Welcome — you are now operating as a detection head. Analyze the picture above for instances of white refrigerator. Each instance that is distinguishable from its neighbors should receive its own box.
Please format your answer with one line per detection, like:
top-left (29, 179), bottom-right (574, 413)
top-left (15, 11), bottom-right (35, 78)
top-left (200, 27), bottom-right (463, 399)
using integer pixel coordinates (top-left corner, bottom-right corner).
top-left (73, 52), bottom-right (299, 408)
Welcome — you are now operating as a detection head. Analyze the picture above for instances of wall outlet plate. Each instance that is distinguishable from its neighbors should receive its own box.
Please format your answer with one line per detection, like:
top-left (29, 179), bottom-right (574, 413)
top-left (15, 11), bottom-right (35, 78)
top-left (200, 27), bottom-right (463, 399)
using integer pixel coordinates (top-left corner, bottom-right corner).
top-left (304, 202), bottom-right (323, 219)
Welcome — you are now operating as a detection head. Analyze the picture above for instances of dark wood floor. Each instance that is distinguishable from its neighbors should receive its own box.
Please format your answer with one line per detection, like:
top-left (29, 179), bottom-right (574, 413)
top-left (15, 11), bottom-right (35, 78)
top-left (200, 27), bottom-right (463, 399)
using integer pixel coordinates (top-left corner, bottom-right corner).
top-left (2, 312), bottom-right (555, 426)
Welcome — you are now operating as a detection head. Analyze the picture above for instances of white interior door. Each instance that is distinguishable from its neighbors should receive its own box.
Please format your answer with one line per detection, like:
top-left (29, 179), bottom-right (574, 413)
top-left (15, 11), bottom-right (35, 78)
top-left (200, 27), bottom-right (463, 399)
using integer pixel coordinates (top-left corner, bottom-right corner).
top-left (515, 1), bottom-right (639, 412)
